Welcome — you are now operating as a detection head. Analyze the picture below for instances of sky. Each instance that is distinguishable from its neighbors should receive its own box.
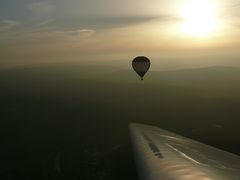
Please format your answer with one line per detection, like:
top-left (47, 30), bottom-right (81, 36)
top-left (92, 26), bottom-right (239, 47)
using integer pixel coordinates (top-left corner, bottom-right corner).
top-left (1, 0), bottom-right (240, 70)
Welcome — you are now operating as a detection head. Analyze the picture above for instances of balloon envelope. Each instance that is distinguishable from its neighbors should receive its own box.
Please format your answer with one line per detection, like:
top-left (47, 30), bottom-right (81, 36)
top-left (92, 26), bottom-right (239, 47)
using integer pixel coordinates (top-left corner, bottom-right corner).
top-left (132, 56), bottom-right (151, 80)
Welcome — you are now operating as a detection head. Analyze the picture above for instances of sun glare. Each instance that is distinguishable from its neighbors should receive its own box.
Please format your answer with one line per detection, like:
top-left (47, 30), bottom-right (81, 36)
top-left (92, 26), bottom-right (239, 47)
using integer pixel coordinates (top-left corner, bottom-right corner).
top-left (180, 0), bottom-right (221, 38)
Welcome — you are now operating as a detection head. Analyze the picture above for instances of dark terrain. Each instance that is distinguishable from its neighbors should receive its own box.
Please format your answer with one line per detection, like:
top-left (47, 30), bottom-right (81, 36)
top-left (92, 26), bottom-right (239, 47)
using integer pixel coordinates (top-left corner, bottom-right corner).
top-left (1, 63), bottom-right (240, 179)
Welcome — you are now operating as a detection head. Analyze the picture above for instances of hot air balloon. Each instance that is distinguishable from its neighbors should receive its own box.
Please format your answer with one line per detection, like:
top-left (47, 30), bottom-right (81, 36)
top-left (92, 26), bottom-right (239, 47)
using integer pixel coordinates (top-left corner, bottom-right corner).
top-left (132, 56), bottom-right (151, 80)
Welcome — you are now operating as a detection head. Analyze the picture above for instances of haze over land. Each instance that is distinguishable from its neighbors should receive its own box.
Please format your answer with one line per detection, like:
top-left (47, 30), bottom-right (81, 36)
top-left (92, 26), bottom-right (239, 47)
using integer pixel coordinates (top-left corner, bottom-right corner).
top-left (1, 63), bottom-right (240, 179)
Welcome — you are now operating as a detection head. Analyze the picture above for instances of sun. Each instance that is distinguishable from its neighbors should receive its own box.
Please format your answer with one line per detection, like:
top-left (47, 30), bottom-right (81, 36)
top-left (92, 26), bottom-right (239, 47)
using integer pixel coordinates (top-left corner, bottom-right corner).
top-left (179, 0), bottom-right (221, 37)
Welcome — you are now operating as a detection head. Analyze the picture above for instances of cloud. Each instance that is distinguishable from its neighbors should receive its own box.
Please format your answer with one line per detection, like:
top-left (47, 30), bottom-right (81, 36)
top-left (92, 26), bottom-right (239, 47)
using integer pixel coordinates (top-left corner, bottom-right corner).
top-left (0, 20), bottom-right (20, 32)
top-left (25, 29), bottom-right (96, 40)
top-left (67, 29), bottom-right (96, 37)
top-left (35, 18), bottom-right (55, 27)
top-left (27, 2), bottom-right (56, 19)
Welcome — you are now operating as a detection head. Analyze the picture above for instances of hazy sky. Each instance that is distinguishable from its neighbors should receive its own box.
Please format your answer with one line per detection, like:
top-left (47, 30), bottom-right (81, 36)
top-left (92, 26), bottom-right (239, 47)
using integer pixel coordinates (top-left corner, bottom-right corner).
top-left (1, 0), bottom-right (240, 70)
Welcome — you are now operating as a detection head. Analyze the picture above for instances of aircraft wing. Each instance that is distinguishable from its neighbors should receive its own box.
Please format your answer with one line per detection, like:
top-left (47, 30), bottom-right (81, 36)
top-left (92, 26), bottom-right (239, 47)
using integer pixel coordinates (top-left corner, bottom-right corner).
top-left (129, 123), bottom-right (240, 180)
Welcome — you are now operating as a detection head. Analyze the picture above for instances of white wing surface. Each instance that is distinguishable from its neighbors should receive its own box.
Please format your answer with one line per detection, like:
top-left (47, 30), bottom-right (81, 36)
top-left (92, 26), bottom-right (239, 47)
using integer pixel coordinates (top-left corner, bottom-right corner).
top-left (129, 123), bottom-right (240, 180)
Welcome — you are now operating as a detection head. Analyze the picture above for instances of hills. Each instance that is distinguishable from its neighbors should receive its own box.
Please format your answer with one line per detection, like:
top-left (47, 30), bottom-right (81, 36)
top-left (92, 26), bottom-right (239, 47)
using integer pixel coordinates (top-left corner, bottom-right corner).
top-left (1, 63), bottom-right (240, 179)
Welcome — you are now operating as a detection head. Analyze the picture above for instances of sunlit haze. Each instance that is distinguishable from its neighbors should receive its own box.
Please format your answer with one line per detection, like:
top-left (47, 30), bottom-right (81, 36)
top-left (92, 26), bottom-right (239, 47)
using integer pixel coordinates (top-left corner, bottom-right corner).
top-left (0, 0), bottom-right (240, 70)
top-left (179, 0), bottom-right (221, 37)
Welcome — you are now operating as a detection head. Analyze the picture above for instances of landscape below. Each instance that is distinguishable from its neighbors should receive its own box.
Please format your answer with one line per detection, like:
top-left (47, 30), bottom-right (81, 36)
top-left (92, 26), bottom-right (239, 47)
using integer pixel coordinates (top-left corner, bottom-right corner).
top-left (1, 63), bottom-right (240, 179)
